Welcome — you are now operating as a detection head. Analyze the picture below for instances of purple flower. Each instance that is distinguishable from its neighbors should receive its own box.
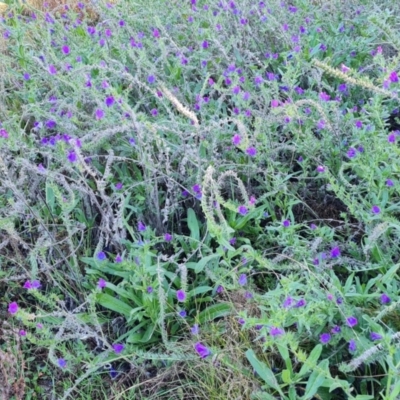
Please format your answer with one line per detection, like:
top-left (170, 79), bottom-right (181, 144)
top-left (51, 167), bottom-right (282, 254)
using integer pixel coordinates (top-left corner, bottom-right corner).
top-left (295, 299), bottom-right (306, 308)
top-left (191, 324), bottom-right (199, 335)
top-left (194, 342), bottom-right (210, 358)
top-left (238, 318), bottom-right (245, 325)
top-left (319, 92), bottom-right (330, 101)
top-left (95, 109), bottom-right (104, 120)
top-left (112, 343), bottom-right (124, 353)
top-left (238, 274), bottom-right (247, 286)
top-left (270, 327), bottom-right (284, 337)
top-left (346, 316), bottom-right (358, 328)
top-left (62, 45), bottom-right (70, 55)
top-left (347, 147), bottom-right (357, 158)
top-left (115, 182), bottom-right (123, 190)
top-left (46, 120), bottom-right (56, 129)
top-left (246, 147), bottom-right (257, 157)
top-left (97, 252), bottom-right (106, 261)
top-left (148, 75), bottom-right (155, 84)
top-left (316, 166), bottom-right (325, 173)
top-left (370, 332), bottom-right (383, 341)
top-left (330, 246), bottom-right (341, 258)
top-left (338, 83), bottom-right (347, 93)
top-left (115, 254), bottom-right (123, 263)
top-left (380, 293), bottom-right (391, 304)
top-left (243, 92), bottom-right (250, 101)
top-left (320, 333), bottom-right (331, 344)
top-left (310, 223), bottom-right (317, 230)
top-left (283, 296), bottom-right (293, 308)
top-left (202, 40), bottom-right (209, 49)
top-left (388, 133), bottom-right (396, 143)
top-left (151, 108), bottom-right (158, 116)
top-left (349, 339), bottom-right (356, 352)
top-left (97, 278), bottom-right (106, 289)
top-left (254, 76), bottom-right (263, 86)
top-left (216, 285), bottom-right (224, 294)
top-left (23, 72), bottom-right (30, 80)
top-left (238, 205), bottom-right (248, 215)
top-left (147, 286), bottom-right (153, 294)
top-left (48, 65), bottom-right (57, 75)
top-left (283, 219), bottom-right (290, 227)
top-left (8, 302), bottom-right (18, 314)
top-left (317, 120), bottom-right (326, 130)
top-left (371, 205), bottom-right (381, 214)
top-left (67, 151), bottom-right (77, 163)
top-left (331, 325), bottom-right (341, 334)
top-left (389, 71), bottom-right (399, 83)
top-left (192, 184), bottom-right (201, 194)
top-left (271, 99), bottom-right (280, 108)
top-left (177, 289), bottom-right (186, 302)
top-left (105, 96), bottom-right (115, 107)
top-left (138, 221), bottom-right (146, 231)
top-left (19, 329), bottom-right (27, 336)
top-left (386, 179), bottom-right (394, 187)
top-left (164, 233), bottom-right (173, 242)
top-left (233, 86), bottom-right (241, 95)
top-left (58, 358), bottom-right (67, 368)
top-left (232, 134), bottom-right (241, 146)
top-left (179, 310), bottom-right (187, 318)
top-left (355, 120), bottom-right (363, 129)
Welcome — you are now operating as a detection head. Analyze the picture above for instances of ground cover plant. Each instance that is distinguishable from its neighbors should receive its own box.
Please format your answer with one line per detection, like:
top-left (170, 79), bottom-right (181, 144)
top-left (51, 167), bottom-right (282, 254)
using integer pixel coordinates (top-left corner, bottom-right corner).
top-left (1, 0), bottom-right (400, 398)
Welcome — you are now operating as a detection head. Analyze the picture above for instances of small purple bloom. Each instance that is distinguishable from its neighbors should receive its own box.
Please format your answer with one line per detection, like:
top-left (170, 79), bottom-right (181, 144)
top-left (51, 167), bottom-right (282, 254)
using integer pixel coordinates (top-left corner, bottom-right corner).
top-left (347, 147), bottom-right (357, 158)
top-left (216, 285), bottom-right (224, 294)
top-left (194, 342), bottom-right (210, 358)
top-left (58, 358), bottom-right (67, 368)
top-left (8, 302), bottom-right (18, 314)
top-left (386, 179), bottom-right (394, 187)
top-left (112, 343), bottom-right (124, 353)
top-left (105, 96), bottom-right (115, 107)
top-left (23, 73), bottom-right (30, 80)
top-left (19, 329), bottom-right (27, 336)
top-left (48, 65), bottom-right (57, 75)
top-left (246, 147), bottom-right (257, 157)
top-left (310, 223), bottom-right (317, 230)
top-left (283, 219), bottom-right (290, 227)
top-left (346, 316), bottom-right (358, 328)
top-left (164, 233), bottom-right (173, 242)
top-left (232, 134), bottom-right (241, 146)
top-left (62, 45), bottom-right (70, 55)
top-left (331, 325), bottom-right (341, 334)
top-left (97, 278), bottom-right (106, 289)
top-left (138, 221), bottom-right (146, 231)
top-left (202, 40), bottom-right (209, 49)
top-left (233, 86), bottom-right (240, 95)
top-left (238, 274), bottom-right (247, 286)
top-left (389, 71), bottom-right (399, 83)
top-left (238, 318), bottom-right (245, 325)
top-left (97, 251), bottom-right (106, 261)
top-left (67, 151), bottom-right (77, 163)
top-left (349, 339), bottom-right (356, 352)
top-left (330, 246), bottom-right (341, 258)
top-left (177, 289), bottom-right (186, 302)
top-left (151, 108), bottom-right (158, 116)
top-left (95, 109), bottom-right (104, 120)
top-left (320, 333), bottom-right (331, 344)
top-left (191, 324), bottom-right (199, 335)
top-left (295, 299), bottom-right (306, 308)
top-left (270, 327), bottom-right (284, 337)
top-left (283, 296), bottom-right (293, 308)
top-left (372, 205), bottom-right (381, 214)
top-left (115, 254), bottom-right (123, 263)
top-left (355, 120), bottom-right (363, 129)
top-left (388, 133), bottom-right (396, 143)
top-left (370, 332), bottom-right (383, 341)
top-left (179, 310), bottom-right (187, 317)
top-left (115, 182), bottom-right (123, 190)
top-left (319, 92), bottom-right (330, 101)
top-left (148, 75), bottom-right (155, 84)
top-left (380, 293), bottom-right (391, 304)
top-left (147, 286), bottom-right (153, 294)
top-left (316, 165), bottom-right (325, 173)
top-left (238, 205), bottom-right (248, 215)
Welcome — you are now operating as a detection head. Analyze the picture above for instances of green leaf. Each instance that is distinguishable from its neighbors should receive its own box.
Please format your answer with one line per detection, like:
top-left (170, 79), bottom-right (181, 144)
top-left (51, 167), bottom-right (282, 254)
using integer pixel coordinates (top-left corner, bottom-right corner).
top-left (193, 253), bottom-right (220, 273)
top-left (303, 360), bottom-right (328, 399)
top-left (96, 293), bottom-right (132, 317)
top-left (281, 369), bottom-right (291, 384)
top-left (297, 344), bottom-right (322, 378)
top-left (189, 286), bottom-right (213, 297)
top-left (198, 303), bottom-right (232, 324)
top-left (245, 349), bottom-right (283, 395)
top-left (187, 208), bottom-right (200, 241)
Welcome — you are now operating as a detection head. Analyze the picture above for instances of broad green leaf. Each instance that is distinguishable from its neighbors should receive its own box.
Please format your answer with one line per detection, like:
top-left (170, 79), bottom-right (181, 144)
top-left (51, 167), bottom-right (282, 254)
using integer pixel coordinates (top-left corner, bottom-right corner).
top-left (198, 303), bottom-right (232, 324)
top-left (245, 349), bottom-right (283, 395)
top-left (303, 360), bottom-right (328, 399)
top-left (193, 253), bottom-right (220, 273)
top-left (297, 344), bottom-right (322, 378)
top-left (187, 208), bottom-right (200, 241)
top-left (188, 286), bottom-right (213, 297)
top-left (96, 293), bottom-right (132, 317)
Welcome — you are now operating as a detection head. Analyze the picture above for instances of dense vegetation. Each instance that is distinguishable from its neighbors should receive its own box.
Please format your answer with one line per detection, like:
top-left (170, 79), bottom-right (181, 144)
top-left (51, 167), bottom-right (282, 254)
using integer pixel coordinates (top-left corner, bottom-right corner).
top-left (1, 0), bottom-right (400, 398)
